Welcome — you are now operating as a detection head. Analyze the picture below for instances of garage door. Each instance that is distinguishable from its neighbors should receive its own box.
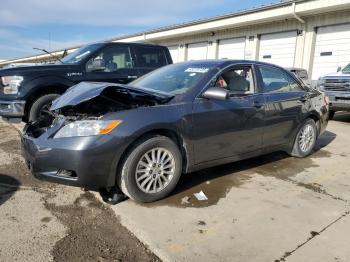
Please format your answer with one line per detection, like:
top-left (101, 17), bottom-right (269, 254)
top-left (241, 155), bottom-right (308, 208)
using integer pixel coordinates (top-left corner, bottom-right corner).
top-left (168, 45), bottom-right (179, 63)
top-left (187, 42), bottom-right (208, 61)
top-left (218, 38), bottom-right (246, 59)
top-left (312, 24), bottom-right (350, 80)
top-left (259, 31), bottom-right (297, 68)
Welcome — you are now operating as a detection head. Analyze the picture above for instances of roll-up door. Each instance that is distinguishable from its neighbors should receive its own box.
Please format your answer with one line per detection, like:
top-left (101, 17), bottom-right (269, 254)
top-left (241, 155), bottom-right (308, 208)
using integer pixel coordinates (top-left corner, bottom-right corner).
top-left (259, 31), bottom-right (297, 68)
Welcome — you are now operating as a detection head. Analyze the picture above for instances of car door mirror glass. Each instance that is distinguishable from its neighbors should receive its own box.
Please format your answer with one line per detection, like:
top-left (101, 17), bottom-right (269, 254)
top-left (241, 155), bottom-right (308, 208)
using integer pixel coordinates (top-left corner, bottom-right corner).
top-left (202, 87), bottom-right (229, 100)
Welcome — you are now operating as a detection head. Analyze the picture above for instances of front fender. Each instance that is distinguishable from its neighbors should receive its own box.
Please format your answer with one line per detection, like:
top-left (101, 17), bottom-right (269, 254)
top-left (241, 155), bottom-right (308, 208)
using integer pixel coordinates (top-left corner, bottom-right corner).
top-left (105, 103), bottom-right (195, 175)
top-left (21, 75), bottom-right (75, 99)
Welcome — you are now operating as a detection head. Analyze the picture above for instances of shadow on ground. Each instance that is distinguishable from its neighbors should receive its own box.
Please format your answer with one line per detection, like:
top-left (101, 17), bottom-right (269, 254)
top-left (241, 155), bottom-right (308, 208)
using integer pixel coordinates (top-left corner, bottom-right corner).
top-left (0, 174), bottom-right (20, 206)
top-left (143, 130), bottom-right (337, 208)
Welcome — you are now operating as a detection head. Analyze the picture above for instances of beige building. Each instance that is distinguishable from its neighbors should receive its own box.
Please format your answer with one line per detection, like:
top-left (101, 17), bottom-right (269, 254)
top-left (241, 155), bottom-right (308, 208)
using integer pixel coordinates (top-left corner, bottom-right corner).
top-left (1, 0), bottom-right (350, 80)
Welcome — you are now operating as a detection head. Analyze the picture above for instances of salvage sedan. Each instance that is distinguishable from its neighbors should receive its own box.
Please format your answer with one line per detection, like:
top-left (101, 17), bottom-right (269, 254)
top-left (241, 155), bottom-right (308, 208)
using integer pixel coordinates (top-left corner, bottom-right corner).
top-left (21, 60), bottom-right (329, 203)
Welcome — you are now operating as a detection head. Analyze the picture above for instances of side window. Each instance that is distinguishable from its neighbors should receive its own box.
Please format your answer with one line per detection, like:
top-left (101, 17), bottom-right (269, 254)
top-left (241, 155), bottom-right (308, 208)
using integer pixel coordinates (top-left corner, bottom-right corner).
top-left (86, 46), bottom-right (133, 73)
top-left (258, 66), bottom-right (290, 93)
top-left (215, 67), bottom-right (254, 94)
top-left (135, 47), bottom-right (167, 67)
top-left (286, 73), bottom-right (305, 92)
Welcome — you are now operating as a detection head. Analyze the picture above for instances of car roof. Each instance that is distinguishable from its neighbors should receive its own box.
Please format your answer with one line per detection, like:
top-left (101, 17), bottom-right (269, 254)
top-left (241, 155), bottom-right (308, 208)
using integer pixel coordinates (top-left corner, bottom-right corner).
top-left (97, 41), bottom-right (168, 48)
top-left (174, 59), bottom-right (287, 70)
top-left (286, 67), bottom-right (307, 71)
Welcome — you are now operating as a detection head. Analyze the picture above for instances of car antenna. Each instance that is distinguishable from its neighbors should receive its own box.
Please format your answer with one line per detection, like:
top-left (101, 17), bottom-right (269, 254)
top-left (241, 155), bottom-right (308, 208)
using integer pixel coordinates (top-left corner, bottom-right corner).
top-left (33, 47), bottom-right (64, 64)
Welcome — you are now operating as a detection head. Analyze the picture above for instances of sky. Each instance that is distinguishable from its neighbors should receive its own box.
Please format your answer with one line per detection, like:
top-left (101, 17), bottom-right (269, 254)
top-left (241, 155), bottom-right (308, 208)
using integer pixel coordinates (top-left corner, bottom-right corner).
top-left (0, 0), bottom-right (280, 60)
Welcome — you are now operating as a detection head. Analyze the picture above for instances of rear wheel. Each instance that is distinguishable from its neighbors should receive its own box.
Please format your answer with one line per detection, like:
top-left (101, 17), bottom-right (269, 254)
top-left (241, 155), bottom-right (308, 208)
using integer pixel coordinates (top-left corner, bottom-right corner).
top-left (117, 135), bottom-right (182, 203)
top-left (328, 110), bottom-right (335, 120)
top-left (28, 94), bottom-right (60, 122)
top-left (290, 119), bottom-right (317, 158)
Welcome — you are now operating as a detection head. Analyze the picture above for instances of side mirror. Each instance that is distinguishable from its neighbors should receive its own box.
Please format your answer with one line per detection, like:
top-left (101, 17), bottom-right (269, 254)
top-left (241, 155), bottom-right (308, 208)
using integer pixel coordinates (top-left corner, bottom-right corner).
top-left (337, 66), bottom-right (342, 72)
top-left (202, 87), bottom-right (229, 100)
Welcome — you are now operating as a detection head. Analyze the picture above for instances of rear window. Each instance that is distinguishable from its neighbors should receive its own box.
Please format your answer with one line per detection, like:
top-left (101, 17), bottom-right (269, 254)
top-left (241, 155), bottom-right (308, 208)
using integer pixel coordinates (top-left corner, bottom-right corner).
top-left (134, 47), bottom-right (167, 67)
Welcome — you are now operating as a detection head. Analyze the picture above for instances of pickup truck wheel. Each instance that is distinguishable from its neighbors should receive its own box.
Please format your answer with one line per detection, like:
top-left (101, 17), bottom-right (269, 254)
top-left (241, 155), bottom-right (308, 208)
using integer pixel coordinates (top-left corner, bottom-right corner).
top-left (328, 110), bottom-right (335, 120)
top-left (290, 119), bottom-right (317, 158)
top-left (28, 94), bottom-right (60, 122)
top-left (117, 135), bottom-right (182, 203)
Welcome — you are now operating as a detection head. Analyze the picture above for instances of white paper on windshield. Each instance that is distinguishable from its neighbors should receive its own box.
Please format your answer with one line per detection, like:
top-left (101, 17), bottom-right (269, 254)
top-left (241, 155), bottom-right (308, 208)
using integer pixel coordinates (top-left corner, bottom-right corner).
top-left (185, 67), bottom-right (209, 73)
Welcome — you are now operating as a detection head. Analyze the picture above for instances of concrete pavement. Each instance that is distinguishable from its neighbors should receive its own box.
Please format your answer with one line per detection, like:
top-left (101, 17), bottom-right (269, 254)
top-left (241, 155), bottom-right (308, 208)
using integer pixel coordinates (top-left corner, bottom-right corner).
top-left (1, 114), bottom-right (350, 261)
top-left (102, 114), bottom-right (350, 262)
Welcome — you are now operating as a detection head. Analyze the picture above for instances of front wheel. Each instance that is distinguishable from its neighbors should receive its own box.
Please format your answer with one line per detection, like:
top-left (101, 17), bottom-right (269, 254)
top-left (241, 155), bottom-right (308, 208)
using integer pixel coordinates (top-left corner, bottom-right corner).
top-left (28, 94), bottom-right (60, 122)
top-left (117, 135), bottom-right (183, 203)
top-left (290, 119), bottom-right (317, 158)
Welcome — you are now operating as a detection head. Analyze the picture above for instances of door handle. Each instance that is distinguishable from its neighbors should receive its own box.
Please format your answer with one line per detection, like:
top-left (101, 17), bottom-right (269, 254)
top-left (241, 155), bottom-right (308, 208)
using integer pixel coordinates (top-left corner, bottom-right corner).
top-left (253, 101), bottom-right (264, 108)
top-left (128, 75), bottom-right (138, 79)
top-left (299, 95), bottom-right (309, 103)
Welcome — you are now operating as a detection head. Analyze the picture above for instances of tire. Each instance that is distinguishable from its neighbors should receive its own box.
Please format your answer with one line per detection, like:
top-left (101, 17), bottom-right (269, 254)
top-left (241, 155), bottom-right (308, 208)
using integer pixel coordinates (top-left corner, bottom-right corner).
top-left (28, 94), bottom-right (60, 122)
top-left (328, 110), bottom-right (335, 120)
top-left (117, 135), bottom-right (183, 203)
top-left (290, 119), bottom-right (317, 158)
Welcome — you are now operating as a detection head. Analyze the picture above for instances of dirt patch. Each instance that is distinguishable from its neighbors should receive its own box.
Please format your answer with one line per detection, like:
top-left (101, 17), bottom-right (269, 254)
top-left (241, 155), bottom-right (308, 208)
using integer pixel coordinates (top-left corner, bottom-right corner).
top-left (0, 140), bottom-right (21, 155)
top-left (46, 191), bottom-right (159, 262)
top-left (0, 160), bottom-right (44, 189)
top-left (0, 121), bottom-right (160, 262)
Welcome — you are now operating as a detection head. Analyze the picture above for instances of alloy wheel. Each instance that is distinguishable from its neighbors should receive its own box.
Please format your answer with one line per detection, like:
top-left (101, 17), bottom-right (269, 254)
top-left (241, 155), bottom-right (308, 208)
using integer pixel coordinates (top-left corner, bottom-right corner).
top-left (135, 147), bottom-right (176, 194)
top-left (298, 124), bottom-right (315, 152)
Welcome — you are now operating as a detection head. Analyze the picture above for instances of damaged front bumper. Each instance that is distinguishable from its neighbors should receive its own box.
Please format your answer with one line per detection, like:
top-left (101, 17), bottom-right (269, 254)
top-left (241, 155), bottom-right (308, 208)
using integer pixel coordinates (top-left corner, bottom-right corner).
top-left (21, 117), bottom-right (128, 190)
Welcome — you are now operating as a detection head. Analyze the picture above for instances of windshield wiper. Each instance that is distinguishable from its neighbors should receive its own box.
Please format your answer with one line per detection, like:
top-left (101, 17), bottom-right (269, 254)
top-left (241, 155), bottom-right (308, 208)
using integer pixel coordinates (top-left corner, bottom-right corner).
top-left (33, 47), bottom-right (64, 64)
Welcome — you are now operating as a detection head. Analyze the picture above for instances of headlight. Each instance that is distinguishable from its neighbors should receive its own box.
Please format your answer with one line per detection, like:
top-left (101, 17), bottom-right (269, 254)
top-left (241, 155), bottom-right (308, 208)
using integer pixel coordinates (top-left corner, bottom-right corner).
top-left (1, 76), bottom-right (23, 94)
top-left (317, 77), bottom-right (325, 91)
top-left (54, 120), bottom-right (122, 138)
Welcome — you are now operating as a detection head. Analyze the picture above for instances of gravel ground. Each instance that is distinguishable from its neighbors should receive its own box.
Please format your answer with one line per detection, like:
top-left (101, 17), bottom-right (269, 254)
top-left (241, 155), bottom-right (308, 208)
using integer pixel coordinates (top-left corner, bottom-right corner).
top-left (0, 119), bottom-right (160, 262)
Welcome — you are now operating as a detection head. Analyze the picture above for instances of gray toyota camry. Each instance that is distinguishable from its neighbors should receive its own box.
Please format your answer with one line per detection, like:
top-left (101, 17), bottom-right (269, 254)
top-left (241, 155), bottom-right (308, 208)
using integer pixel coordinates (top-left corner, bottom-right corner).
top-left (21, 60), bottom-right (329, 203)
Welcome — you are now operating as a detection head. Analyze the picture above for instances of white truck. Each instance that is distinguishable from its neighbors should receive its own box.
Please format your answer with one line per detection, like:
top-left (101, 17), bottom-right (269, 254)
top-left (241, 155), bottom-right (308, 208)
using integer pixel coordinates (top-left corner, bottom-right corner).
top-left (318, 63), bottom-right (350, 119)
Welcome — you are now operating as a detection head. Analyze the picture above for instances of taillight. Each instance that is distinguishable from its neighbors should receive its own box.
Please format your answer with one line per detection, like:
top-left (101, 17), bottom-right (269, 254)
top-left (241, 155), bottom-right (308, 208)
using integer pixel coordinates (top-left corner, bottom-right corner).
top-left (324, 96), bottom-right (329, 105)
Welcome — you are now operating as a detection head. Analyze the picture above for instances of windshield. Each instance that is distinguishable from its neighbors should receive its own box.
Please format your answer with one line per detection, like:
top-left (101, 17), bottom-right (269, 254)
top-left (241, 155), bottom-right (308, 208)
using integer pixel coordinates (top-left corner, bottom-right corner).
top-left (342, 63), bottom-right (350, 74)
top-left (61, 43), bottom-right (103, 64)
top-left (131, 63), bottom-right (215, 95)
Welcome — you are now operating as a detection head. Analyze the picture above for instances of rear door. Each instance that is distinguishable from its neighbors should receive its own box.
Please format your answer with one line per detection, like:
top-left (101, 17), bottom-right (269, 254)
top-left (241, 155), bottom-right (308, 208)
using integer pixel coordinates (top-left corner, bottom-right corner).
top-left (256, 65), bottom-right (308, 148)
top-left (133, 46), bottom-right (169, 78)
top-left (84, 44), bottom-right (136, 84)
top-left (192, 64), bottom-right (265, 164)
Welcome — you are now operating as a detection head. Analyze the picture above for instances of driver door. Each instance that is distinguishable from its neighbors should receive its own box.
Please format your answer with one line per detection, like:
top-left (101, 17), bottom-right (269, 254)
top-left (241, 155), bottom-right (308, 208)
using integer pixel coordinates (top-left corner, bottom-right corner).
top-left (192, 65), bottom-right (265, 164)
top-left (84, 45), bottom-right (136, 84)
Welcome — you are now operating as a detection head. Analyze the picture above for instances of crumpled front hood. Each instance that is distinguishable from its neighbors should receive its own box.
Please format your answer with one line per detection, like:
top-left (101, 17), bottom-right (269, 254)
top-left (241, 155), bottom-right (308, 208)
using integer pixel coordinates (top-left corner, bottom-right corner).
top-left (50, 81), bottom-right (173, 111)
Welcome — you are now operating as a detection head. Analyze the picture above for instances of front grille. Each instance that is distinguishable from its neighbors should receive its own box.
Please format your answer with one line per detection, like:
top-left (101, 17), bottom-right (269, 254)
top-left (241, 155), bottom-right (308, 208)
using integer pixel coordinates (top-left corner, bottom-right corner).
top-left (324, 79), bottom-right (350, 92)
